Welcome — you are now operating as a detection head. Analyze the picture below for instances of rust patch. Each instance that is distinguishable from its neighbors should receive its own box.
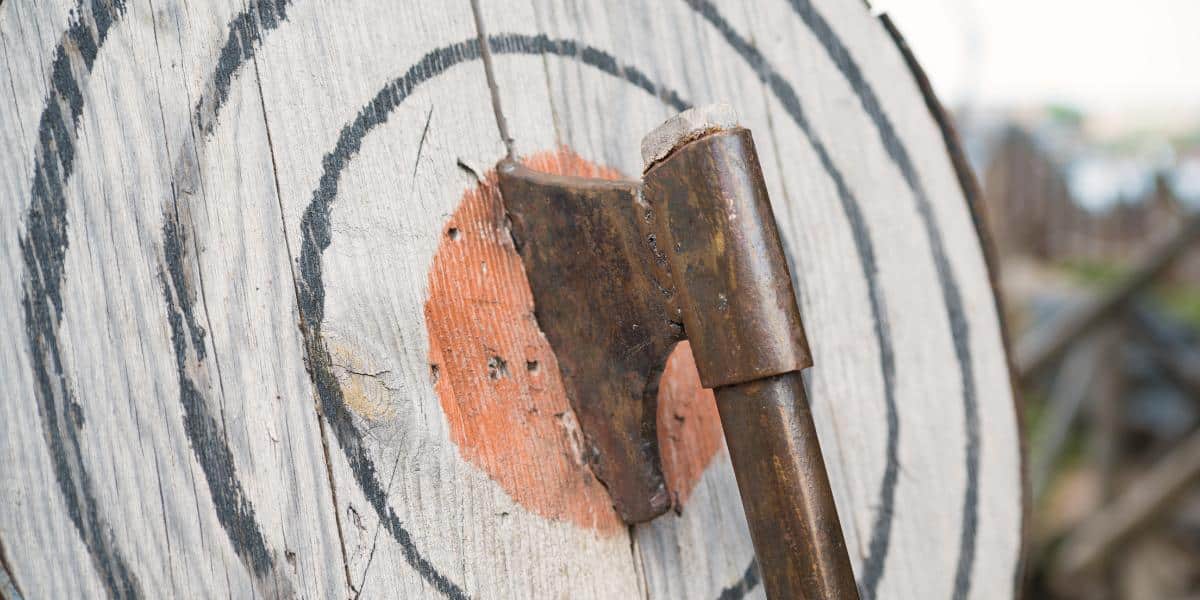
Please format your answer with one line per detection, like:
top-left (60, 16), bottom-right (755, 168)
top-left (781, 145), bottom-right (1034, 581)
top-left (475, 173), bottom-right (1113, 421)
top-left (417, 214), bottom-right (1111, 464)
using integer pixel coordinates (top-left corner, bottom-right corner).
top-left (425, 148), bottom-right (724, 535)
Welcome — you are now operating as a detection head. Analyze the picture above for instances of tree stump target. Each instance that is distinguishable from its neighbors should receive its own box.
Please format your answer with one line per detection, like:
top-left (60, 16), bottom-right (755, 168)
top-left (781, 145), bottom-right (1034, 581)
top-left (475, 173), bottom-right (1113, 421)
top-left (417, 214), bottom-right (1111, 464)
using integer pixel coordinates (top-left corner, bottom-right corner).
top-left (0, 0), bottom-right (1023, 598)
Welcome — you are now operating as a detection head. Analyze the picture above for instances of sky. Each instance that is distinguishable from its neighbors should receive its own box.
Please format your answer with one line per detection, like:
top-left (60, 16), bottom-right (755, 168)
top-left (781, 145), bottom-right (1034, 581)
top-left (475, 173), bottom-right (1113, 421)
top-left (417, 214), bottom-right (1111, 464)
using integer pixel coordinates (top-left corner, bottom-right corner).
top-left (879, 0), bottom-right (1200, 117)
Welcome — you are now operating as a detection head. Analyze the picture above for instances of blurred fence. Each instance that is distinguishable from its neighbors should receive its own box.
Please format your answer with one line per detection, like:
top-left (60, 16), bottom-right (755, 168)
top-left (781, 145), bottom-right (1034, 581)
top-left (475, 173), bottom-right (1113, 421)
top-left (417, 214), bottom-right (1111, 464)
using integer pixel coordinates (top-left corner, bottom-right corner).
top-left (981, 125), bottom-right (1200, 599)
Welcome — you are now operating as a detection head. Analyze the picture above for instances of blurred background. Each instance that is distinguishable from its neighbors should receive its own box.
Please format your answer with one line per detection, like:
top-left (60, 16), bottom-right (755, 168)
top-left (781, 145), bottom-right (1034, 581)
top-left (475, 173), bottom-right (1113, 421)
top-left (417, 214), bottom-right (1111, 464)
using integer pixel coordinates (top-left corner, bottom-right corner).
top-left (885, 1), bottom-right (1200, 598)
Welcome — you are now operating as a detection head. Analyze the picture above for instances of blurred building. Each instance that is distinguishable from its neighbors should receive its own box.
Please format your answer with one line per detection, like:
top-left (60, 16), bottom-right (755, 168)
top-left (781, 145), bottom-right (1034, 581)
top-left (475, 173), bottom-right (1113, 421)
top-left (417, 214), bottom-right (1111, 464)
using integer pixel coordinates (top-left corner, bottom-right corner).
top-left (977, 115), bottom-right (1196, 280)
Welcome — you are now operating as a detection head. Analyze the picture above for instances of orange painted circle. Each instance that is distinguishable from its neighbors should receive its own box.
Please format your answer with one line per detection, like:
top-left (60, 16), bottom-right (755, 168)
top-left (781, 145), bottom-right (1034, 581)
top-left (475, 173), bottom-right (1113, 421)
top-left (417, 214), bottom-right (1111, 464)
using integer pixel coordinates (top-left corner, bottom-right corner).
top-left (425, 148), bottom-right (725, 536)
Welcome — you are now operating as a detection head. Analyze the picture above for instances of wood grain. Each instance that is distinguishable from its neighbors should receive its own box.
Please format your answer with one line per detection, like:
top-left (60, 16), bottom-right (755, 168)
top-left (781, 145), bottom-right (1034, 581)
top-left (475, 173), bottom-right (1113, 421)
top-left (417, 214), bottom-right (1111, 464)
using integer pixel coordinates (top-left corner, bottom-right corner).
top-left (478, 0), bottom-right (1022, 597)
top-left (1, 0), bottom-right (1021, 597)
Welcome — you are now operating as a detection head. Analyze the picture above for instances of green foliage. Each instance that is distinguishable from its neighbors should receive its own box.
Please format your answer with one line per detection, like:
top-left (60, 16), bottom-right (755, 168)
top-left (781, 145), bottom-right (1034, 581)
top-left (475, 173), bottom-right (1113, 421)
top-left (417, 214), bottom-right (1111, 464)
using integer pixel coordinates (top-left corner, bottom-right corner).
top-left (1057, 258), bottom-right (1200, 329)
top-left (1044, 103), bottom-right (1084, 129)
top-left (1057, 258), bottom-right (1127, 286)
top-left (1157, 281), bottom-right (1200, 329)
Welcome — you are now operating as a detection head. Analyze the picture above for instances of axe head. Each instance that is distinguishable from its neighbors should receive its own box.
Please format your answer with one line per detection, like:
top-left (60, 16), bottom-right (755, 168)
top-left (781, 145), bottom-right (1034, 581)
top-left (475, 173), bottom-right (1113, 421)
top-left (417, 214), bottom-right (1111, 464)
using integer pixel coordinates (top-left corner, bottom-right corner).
top-left (497, 161), bottom-right (682, 523)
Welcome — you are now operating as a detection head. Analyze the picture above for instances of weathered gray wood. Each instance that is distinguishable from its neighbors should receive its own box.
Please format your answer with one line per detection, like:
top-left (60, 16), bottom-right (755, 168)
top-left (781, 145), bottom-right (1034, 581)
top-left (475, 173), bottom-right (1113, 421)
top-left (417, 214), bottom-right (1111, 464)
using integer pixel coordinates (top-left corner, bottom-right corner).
top-left (250, 1), bottom-right (645, 596)
top-left (2, 0), bottom-right (348, 597)
top-left (476, 3), bottom-right (764, 597)
top-left (478, 0), bottom-right (1021, 597)
top-left (2, 0), bottom-right (1022, 597)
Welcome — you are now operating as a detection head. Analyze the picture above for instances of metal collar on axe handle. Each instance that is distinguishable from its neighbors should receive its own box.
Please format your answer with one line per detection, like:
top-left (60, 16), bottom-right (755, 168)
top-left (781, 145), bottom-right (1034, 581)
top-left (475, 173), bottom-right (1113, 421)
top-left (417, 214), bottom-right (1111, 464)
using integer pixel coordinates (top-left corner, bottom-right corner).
top-left (498, 104), bottom-right (859, 600)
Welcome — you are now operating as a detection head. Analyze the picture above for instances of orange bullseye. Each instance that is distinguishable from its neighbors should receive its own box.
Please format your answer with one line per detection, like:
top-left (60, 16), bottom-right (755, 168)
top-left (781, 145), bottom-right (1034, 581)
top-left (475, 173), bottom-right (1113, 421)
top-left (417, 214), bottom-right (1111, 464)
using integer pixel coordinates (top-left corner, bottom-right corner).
top-left (425, 148), bottom-right (725, 535)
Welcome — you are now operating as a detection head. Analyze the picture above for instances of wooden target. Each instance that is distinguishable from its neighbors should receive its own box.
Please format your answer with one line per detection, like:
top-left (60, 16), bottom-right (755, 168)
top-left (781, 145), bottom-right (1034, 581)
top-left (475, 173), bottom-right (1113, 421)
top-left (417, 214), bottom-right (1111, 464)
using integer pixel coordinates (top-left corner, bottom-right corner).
top-left (0, 0), bottom-right (1023, 598)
